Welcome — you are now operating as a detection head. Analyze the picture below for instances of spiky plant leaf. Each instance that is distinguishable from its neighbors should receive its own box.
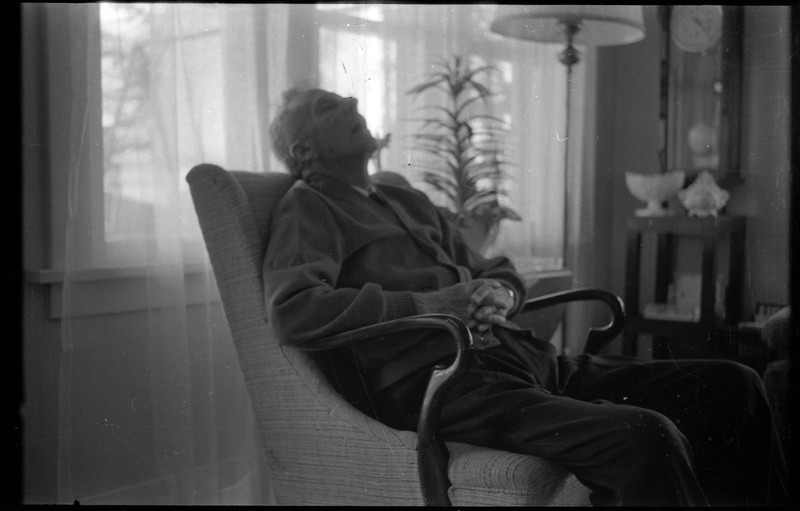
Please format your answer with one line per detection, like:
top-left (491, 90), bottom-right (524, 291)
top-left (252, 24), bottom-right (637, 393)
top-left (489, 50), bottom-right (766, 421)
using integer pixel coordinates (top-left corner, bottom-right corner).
top-left (406, 55), bottom-right (521, 222)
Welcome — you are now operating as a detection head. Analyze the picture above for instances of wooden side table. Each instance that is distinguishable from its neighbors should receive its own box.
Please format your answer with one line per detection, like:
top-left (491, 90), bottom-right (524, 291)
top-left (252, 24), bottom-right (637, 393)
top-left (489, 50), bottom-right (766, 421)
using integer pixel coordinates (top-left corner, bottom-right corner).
top-left (623, 215), bottom-right (746, 358)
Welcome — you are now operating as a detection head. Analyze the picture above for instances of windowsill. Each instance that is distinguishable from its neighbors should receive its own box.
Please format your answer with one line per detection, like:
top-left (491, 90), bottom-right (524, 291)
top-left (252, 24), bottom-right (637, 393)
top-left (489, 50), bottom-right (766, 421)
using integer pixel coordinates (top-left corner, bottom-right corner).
top-left (519, 268), bottom-right (571, 288)
top-left (25, 265), bottom-right (571, 320)
top-left (24, 263), bottom-right (209, 284)
top-left (523, 268), bottom-right (573, 298)
top-left (25, 264), bottom-right (220, 319)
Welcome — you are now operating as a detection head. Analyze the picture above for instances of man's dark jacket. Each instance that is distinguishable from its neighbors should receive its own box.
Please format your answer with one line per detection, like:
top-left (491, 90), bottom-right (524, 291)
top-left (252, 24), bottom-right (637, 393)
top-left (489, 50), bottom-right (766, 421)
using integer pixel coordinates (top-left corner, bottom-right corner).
top-left (262, 173), bottom-right (526, 390)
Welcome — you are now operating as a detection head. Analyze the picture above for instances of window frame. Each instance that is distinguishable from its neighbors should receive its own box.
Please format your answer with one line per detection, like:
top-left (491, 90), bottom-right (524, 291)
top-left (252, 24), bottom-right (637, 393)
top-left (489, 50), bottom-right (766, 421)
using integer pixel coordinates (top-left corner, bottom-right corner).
top-left (23, 3), bottom-right (218, 318)
top-left (23, 3), bottom-right (594, 318)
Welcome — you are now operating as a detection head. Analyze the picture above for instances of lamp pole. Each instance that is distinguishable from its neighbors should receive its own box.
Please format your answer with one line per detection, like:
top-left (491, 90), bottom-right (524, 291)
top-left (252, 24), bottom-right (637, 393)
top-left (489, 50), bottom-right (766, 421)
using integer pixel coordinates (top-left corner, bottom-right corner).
top-left (489, 6), bottom-right (645, 353)
top-left (557, 21), bottom-right (581, 269)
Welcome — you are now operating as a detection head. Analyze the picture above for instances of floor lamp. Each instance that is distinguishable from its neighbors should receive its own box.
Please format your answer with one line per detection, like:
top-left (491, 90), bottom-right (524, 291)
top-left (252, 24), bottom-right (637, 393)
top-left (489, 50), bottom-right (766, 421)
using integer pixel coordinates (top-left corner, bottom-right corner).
top-left (490, 5), bottom-right (645, 268)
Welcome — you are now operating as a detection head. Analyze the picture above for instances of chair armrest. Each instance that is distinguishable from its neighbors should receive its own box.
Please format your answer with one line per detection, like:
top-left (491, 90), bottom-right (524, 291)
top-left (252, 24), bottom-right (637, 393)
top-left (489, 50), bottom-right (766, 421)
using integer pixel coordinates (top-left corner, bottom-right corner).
top-left (299, 314), bottom-right (475, 506)
top-left (294, 313), bottom-right (473, 353)
top-left (523, 289), bottom-right (625, 355)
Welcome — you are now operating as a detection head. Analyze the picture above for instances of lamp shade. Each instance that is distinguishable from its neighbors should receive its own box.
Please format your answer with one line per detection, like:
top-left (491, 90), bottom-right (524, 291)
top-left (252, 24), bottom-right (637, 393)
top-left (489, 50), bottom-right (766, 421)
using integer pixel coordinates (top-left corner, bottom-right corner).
top-left (490, 5), bottom-right (645, 46)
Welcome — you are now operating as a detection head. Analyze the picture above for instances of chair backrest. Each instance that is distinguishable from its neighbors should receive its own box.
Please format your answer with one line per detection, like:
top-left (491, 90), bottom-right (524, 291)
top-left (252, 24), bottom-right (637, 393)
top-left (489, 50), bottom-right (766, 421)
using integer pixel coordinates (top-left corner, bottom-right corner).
top-left (186, 164), bottom-right (424, 505)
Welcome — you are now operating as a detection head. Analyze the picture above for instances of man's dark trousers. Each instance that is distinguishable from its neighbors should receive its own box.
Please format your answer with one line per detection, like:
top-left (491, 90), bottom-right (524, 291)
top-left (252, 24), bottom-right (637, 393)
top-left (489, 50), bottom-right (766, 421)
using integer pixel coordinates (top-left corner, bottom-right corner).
top-left (373, 326), bottom-right (788, 506)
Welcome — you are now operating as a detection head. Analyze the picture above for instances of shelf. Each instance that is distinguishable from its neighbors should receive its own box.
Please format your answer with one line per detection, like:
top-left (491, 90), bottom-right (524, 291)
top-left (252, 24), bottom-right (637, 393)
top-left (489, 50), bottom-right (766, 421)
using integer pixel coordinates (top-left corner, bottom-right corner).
top-left (626, 215), bottom-right (745, 237)
top-left (623, 214), bottom-right (746, 358)
top-left (628, 317), bottom-right (717, 338)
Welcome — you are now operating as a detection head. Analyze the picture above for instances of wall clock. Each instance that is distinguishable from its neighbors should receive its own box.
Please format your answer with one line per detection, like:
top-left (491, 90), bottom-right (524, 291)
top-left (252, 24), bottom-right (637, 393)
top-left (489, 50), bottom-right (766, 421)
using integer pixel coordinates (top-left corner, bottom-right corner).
top-left (659, 6), bottom-right (743, 185)
top-left (670, 5), bottom-right (724, 53)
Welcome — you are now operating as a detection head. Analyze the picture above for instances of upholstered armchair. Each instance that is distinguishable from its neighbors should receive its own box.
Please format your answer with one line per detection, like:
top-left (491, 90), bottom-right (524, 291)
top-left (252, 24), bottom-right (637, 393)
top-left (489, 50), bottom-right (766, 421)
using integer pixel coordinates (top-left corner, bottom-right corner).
top-left (186, 163), bottom-right (625, 506)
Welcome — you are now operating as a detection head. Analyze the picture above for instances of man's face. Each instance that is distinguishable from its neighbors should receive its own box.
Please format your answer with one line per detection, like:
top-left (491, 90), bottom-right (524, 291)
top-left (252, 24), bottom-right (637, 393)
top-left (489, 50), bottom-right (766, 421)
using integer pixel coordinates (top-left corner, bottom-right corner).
top-left (291, 89), bottom-right (377, 162)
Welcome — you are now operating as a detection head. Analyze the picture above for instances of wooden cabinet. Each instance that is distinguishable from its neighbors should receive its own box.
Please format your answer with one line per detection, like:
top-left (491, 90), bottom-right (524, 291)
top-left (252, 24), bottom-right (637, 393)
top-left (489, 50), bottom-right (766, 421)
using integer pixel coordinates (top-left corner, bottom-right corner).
top-left (623, 215), bottom-right (746, 359)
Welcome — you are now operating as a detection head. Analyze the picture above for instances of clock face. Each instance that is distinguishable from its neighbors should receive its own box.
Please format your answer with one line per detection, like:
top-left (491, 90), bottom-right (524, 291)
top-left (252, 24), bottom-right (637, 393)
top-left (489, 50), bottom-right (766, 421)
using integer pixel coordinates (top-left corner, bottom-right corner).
top-left (671, 5), bottom-right (724, 53)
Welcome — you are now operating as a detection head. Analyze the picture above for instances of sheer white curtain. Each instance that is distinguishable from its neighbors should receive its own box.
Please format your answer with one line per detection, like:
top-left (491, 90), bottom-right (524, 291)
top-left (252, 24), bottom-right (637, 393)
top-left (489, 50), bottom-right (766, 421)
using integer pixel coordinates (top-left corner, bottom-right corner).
top-left (52, 3), bottom-right (574, 505)
top-left (57, 3), bottom-right (288, 504)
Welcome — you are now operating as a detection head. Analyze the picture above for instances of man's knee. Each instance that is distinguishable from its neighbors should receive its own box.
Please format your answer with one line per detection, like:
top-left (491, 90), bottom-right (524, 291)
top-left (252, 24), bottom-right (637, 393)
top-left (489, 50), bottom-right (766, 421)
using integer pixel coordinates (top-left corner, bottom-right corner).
top-left (612, 407), bottom-right (692, 463)
top-left (700, 360), bottom-right (766, 409)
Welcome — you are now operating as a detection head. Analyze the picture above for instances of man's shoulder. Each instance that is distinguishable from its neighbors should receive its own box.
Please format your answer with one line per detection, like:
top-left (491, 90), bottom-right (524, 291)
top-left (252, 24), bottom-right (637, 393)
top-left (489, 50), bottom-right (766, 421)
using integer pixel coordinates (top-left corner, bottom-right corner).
top-left (275, 178), bottom-right (363, 219)
top-left (279, 179), bottom-right (331, 203)
top-left (271, 180), bottom-right (336, 220)
top-left (375, 181), bottom-right (434, 207)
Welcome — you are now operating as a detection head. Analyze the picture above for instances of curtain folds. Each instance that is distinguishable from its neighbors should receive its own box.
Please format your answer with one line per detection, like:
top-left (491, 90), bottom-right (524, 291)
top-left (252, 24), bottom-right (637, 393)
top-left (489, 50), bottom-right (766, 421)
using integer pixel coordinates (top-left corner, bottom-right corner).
top-left (57, 4), bottom-right (287, 504)
top-left (55, 3), bottom-right (576, 505)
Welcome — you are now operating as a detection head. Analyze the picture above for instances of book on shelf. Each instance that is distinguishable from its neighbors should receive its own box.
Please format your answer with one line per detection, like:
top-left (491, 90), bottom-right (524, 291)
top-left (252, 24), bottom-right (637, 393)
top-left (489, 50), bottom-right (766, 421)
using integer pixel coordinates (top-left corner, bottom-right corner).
top-left (641, 303), bottom-right (700, 322)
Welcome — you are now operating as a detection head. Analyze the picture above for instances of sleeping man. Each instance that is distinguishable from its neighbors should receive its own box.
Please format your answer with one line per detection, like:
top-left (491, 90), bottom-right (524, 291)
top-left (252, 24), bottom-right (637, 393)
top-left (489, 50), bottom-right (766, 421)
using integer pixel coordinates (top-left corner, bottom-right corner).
top-left (262, 86), bottom-right (788, 506)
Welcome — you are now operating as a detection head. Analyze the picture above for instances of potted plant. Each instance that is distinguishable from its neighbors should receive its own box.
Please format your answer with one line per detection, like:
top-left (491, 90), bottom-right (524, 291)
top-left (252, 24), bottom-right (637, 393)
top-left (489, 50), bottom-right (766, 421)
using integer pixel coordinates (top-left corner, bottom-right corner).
top-left (406, 55), bottom-right (521, 254)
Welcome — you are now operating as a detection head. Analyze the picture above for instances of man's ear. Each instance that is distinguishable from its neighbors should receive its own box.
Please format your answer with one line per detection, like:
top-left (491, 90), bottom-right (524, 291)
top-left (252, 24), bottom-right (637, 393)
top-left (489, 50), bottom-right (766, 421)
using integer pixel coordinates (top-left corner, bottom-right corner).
top-left (290, 141), bottom-right (317, 163)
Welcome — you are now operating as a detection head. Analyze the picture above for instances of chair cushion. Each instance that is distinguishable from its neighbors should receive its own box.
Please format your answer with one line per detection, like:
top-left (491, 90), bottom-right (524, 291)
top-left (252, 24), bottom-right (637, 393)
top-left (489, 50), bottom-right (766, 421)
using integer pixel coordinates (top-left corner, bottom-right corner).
top-left (447, 442), bottom-right (591, 506)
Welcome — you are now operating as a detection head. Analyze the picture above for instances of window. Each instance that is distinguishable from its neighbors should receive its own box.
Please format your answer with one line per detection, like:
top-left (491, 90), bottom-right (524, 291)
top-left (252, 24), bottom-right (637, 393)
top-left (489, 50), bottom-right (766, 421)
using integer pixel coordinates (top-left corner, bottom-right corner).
top-left (99, 3), bottom-right (234, 267)
top-left (30, 3), bottom-right (578, 275)
top-left (101, 4), bottom-right (220, 254)
top-left (31, 3), bottom-right (282, 272)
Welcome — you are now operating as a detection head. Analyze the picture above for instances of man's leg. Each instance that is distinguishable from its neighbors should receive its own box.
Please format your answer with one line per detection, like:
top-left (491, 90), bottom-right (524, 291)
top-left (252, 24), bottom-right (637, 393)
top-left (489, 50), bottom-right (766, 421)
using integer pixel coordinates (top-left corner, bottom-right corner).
top-left (441, 379), bottom-right (709, 506)
top-left (371, 331), bottom-right (786, 505)
top-left (373, 342), bottom-right (709, 506)
top-left (554, 354), bottom-right (789, 506)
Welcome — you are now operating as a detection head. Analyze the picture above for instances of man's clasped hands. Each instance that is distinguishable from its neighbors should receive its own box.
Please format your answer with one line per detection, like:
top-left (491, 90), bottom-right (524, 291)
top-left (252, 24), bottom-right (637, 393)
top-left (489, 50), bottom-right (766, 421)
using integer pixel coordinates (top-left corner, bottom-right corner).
top-left (411, 279), bottom-right (514, 349)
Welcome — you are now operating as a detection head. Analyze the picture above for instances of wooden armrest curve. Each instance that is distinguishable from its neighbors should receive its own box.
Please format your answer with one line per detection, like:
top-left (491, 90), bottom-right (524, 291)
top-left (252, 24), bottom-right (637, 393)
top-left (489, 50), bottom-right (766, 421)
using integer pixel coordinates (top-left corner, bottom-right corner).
top-left (297, 313), bottom-right (474, 352)
top-left (301, 314), bottom-right (475, 506)
top-left (523, 288), bottom-right (625, 355)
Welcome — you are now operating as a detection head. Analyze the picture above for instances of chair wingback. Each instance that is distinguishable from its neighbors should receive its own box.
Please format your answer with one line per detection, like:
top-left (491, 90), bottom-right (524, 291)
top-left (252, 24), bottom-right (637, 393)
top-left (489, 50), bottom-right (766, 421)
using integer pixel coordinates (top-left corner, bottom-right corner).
top-left (186, 163), bottom-right (292, 357)
top-left (186, 163), bottom-right (423, 505)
